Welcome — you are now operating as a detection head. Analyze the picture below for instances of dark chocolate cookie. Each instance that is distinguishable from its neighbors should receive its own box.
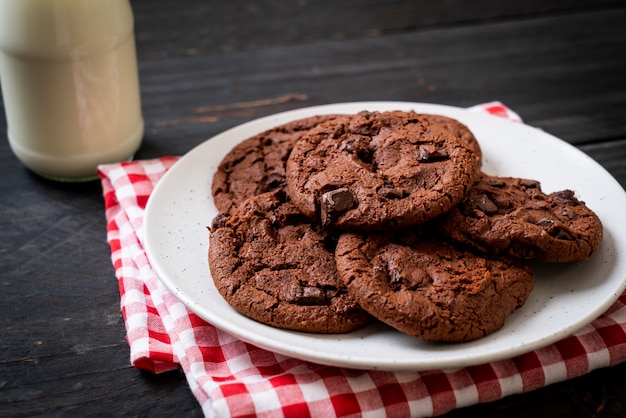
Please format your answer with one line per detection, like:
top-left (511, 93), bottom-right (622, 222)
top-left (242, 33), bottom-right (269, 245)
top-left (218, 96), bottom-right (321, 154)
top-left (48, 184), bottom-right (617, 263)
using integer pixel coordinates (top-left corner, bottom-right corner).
top-left (285, 111), bottom-right (480, 230)
top-left (438, 174), bottom-right (603, 262)
top-left (208, 190), bottom-right (372, 333)
top-left (212, 114), bottom-right (342, 212)
top-left (334, 229), bottom-right (534, 342)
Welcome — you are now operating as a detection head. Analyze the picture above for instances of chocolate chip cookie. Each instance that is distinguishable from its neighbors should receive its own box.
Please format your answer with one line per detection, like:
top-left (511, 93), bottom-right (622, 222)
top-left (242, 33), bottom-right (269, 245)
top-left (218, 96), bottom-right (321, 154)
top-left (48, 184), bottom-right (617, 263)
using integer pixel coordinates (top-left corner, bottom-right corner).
top-left (212, 114), bottom-right (343, 212)
top-left (208, 189), bottom-right (372, 333)
top-left (334, 229), bottom-right (534, 342)
top-left (285, 111), bottom-right (480, 230)
top-left (438, 174), bottom-right (603, 262)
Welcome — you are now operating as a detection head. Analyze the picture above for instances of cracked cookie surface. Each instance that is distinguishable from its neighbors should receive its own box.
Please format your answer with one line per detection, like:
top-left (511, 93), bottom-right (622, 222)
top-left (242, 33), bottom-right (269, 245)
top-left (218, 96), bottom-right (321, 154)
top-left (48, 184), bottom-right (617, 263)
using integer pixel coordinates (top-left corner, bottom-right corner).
top-left (427, 113), bottom-right (482, 167)
top-left (212, 114), bottom-right (343, 212)
top-left (208, 190), bottom-right (372, 333)
top-left (334, 229), bottom-right (534, 342)
top-left (438, 174), bottom-right (603, 262)
top-left (285, 111), bottom-right (480, 230)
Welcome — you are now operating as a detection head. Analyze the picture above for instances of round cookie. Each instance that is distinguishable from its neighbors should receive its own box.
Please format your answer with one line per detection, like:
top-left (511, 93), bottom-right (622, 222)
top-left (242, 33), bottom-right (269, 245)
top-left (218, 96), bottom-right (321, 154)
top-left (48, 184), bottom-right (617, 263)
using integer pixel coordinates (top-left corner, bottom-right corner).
top-left (212, 114), bottom-right (343, 212)
top-left (208, 189), bottom-right (372, 333)
top-left (285, 111), bottom-right (480, 230)
top-left (334, 229), bottom-right (534, 342)
top-left (437, 174), bottom-right (604, 262)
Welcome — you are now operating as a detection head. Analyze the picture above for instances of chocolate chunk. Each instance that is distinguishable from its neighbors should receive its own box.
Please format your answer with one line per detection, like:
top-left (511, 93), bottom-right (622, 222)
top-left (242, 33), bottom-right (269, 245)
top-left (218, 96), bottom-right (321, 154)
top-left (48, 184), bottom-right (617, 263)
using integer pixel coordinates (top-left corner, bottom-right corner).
top-left (388, 269), bottom-right (403, 291)
top-left (536, 218), bottom-right (555, 227)
top-left (388, 266), bottom-right (432, 291)
top-left (344, 137), bottom-right (373, 164)
top-left (323, 188), bottom-right (356, 212)
top-left (520, 179), bottom-right (540, 189)
top-left (552, 190), bottom-right (577, 205)
top-left (344, 143), bottom-right (357, 153)
top-left (320, 188), bottom-right (356, 226)
top-left (550, 226), bottom-right (575, 241)
top-left (286, 282), bottom-right (327, 305)
top-left (377, 187), bottom-right (405, 199)
top-left (469, 194), bottom-right (498, 214)
top-left (417, 144), bottom-right (448, 162)
top-left (561, 208), bottom-right (575, 219)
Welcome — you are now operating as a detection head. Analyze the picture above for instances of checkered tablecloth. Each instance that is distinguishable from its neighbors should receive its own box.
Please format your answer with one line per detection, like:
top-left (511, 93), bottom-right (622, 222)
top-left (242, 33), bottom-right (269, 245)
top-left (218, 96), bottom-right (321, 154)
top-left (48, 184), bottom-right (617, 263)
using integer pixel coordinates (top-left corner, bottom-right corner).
top-left (98, 102), bottom-right (626, 417)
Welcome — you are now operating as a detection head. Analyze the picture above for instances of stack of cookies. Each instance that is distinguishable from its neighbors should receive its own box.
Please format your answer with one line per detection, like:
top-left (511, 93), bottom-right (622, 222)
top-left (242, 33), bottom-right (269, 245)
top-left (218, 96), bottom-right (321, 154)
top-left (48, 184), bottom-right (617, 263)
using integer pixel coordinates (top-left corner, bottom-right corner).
top-left (208, 111), bottom-right (603, 342)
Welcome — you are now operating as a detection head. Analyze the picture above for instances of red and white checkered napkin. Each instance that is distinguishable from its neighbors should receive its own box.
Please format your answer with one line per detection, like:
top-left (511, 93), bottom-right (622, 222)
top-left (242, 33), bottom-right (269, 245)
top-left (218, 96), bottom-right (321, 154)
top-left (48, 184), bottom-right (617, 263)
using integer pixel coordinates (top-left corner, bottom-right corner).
top-left (98, 102), bottom-right (626, 418)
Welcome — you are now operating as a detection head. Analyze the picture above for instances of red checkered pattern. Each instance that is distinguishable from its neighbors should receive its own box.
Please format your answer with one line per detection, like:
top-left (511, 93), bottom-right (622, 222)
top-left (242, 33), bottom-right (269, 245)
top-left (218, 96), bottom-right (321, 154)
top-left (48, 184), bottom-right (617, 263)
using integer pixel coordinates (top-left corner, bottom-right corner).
top-left (98, 103), bottom-right (626, 417)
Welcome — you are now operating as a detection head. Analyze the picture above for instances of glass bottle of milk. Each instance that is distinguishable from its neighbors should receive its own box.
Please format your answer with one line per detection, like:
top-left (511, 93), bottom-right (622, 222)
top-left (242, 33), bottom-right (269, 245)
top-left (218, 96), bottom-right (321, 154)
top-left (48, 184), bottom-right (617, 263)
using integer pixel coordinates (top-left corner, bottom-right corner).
top-left (0, 0), bottom-right (144, 181)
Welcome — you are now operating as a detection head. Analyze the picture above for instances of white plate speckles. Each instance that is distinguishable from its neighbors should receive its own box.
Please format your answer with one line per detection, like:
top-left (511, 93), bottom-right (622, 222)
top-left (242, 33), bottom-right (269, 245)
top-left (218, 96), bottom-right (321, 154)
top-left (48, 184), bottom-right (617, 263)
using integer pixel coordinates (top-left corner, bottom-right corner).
top-left (144, 101), bottom-right (626, 371)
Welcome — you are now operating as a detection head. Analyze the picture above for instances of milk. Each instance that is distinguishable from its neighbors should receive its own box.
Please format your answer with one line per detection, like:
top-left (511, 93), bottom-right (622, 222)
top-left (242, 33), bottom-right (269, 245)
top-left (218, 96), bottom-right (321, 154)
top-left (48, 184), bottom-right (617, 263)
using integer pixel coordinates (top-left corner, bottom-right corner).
top-left (0, 0), bottom-right (144, 181)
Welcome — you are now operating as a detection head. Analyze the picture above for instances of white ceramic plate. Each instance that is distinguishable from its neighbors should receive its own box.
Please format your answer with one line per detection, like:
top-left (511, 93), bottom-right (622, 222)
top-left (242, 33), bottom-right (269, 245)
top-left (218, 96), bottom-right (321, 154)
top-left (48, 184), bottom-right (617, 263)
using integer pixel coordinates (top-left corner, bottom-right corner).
top-left (144, 101), bottom-right (626, 371)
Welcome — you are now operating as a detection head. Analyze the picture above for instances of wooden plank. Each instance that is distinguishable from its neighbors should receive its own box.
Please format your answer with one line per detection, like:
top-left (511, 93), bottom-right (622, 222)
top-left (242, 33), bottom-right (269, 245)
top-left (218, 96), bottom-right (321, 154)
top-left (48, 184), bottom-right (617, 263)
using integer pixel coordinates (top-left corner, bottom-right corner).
top-left (131, 0), bottom-right (625, 59)
top-left (133, 8), bottom-right (626, 152)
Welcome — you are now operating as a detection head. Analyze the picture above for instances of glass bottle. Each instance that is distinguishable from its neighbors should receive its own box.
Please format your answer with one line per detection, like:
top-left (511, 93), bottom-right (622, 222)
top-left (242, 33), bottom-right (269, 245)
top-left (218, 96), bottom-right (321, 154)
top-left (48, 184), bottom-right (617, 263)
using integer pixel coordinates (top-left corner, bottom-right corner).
top-left (0, 0), bottom-right (144, 181)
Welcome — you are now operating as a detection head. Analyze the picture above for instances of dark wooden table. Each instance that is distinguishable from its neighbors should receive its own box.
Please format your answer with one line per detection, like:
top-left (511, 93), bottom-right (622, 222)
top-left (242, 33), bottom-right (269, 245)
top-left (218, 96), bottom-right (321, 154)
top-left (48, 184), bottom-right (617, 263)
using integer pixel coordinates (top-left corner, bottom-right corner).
top-left (2, 1), bottom-right (625, 416)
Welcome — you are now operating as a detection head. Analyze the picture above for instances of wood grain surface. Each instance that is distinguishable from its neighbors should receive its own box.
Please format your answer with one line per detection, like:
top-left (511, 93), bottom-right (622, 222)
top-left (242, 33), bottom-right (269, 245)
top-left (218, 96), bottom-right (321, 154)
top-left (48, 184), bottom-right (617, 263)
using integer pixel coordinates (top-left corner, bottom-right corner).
top-left (1, 0), bottom-right (625, 416)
